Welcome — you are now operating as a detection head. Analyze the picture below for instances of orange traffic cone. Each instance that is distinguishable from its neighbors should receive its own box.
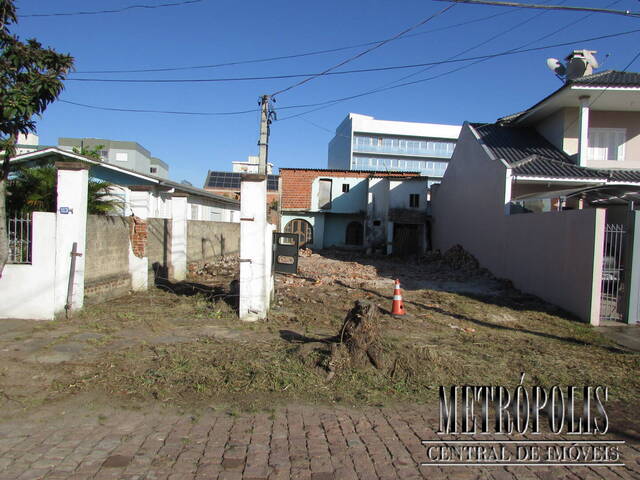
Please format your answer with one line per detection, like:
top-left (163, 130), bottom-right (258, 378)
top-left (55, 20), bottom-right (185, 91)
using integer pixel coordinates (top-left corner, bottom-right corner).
top-left (391, 279), bottom-right (406, 316)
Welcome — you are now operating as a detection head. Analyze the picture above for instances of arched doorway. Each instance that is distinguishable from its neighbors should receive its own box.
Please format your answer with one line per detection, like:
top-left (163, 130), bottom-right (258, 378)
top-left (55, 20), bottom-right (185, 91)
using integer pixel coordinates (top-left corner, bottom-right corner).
top-left (345, 221), bottom-right (363, 245)
top-left (284, 219), bottom-right (313, 248)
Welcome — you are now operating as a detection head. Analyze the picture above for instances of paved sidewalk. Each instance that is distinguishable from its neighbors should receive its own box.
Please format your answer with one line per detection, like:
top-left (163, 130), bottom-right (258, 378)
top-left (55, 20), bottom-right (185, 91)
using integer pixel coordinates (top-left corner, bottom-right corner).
top-left (0, 403), bottom-right (638, 480)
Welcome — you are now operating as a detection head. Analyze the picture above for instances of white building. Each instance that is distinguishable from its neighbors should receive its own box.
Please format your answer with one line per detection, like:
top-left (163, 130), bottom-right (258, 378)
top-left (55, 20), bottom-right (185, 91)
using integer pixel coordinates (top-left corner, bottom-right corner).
top-left (58, 137), bottom-right (170, 179)
top-left (328, 113), bottom-right (461, 187)
top-left (232, 155), bottom-right (273, 174)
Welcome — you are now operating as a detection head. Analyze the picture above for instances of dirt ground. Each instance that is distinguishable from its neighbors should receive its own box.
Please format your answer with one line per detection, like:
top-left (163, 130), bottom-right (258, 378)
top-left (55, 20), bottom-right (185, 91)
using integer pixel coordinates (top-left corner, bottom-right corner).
top-left (1, 249), bottom-right (638, 423)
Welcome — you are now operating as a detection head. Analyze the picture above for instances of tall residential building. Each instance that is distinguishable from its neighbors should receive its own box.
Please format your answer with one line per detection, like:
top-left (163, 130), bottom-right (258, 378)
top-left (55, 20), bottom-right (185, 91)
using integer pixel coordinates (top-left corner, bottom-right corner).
top-left (58, 137), bottom-right (169, 179)
top-left (328, 113), bottom-right (461, 186)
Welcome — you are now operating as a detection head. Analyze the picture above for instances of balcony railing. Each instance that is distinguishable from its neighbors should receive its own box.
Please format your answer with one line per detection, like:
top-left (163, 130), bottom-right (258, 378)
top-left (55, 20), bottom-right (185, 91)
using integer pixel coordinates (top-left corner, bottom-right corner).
top-left (352, 143), bottom-right (454, 158)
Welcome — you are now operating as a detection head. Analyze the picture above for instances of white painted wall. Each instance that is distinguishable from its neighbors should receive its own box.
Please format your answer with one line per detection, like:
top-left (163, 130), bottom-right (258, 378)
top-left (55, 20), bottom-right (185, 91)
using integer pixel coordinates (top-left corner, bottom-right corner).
top-left (0, 213), bottom-right (56, 320)
top-left (389, 179), bottom-right (428, 211)
top-left (433, 123), bottom-right (605, 323)
top-left (54, 167), bottom-right (89, 313)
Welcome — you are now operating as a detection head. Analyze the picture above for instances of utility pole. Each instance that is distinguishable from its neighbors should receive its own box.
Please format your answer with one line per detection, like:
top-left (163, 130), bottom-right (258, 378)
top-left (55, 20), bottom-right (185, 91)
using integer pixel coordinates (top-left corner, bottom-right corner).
top-left (257, 94), bottom-right (270, 176)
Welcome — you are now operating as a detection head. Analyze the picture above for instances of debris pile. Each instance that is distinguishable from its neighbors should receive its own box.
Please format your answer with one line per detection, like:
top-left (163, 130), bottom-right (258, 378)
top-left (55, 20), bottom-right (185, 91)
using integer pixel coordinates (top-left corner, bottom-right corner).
top-left (187, 256), bottom-right (239, 281)
top-left (441, 244), bottom-right (480, 272)
top-left (298, 257), bottom-right (378, 286)
top-left (298, 248), bottom-right (313, 257)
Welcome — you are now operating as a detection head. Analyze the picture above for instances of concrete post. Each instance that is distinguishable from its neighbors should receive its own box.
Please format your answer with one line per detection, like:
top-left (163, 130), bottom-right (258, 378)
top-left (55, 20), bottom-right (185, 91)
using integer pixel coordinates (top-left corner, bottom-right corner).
top-left (623, 210), bottom-right (640, 324)
top-left (170, 194), bottom-right (188, 281)
top-left (54, 161), bottom-right (89, 313)
top-left (129, 188), bottom-right (150, 291)
top-left (239, 175), bottom-right (269, 321)
top-left (578, 96), bottom-right (590, 167)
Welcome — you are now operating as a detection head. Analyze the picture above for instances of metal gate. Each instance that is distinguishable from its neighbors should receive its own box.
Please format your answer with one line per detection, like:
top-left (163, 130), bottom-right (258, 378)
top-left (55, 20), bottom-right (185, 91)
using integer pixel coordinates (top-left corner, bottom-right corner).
top-left (600, 224), bottom-right (626, 322)
top-left (273, 232), bottom-right (299, 274)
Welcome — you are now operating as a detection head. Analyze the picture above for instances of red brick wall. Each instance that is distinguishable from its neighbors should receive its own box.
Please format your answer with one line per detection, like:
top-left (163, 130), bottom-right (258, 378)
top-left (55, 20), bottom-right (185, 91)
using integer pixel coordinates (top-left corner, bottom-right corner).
top-left (129, 216), bottom-right (148, 258)
top-left (280, 169), bottom-right (419, 210)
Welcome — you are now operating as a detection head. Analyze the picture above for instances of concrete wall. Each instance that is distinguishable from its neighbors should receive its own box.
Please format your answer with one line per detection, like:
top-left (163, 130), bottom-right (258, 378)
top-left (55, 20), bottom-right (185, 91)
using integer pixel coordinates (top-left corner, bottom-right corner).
top-left (433, 123), bottom-right (604, 323)
top-left (0, 213), bottom-right (56, 320)
top-left (323, 214), bottom-right (364, 248)
top-left (328, 116), bottom-right (352, 169)
top-left (84, 215), bottom-right (131, 304)
top-left (187, 220), bottom-right (240, 264)
top-left (147, 217), bottom-right (171, 282)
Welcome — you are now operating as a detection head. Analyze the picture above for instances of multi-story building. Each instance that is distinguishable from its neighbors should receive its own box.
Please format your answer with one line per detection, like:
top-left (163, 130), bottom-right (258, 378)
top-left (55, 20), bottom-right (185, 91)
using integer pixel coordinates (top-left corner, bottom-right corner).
top-left (58, 137), bottom-right (169, 179)
top-left (280, 168), bottom-right (427, 254)
top-left (328, 113), bottom-right (461, 187)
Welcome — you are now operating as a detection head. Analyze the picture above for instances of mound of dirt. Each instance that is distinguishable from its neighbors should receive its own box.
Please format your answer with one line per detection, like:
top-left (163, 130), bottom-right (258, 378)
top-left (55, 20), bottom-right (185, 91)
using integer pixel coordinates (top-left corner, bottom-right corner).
top-left (441, 245), bottom-right (480, 272)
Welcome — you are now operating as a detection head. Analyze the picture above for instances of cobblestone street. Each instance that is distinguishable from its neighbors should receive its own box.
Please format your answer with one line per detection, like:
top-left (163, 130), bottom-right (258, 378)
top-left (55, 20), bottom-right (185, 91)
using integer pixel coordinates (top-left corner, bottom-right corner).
top-left (1, 402), bottom-right (638, 480)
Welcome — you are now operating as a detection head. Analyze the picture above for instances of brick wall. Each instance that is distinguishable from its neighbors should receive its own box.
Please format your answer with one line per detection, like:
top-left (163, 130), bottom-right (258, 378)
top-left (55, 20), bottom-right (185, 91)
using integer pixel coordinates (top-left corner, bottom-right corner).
top-left (280, 169), bottom-right (418, 210)
top-left (129, 216), bottom-right (147, 258)
top-left (85, 215), bottom-right (131, 304)
top-left (187, 220), bottom-right (240, 265)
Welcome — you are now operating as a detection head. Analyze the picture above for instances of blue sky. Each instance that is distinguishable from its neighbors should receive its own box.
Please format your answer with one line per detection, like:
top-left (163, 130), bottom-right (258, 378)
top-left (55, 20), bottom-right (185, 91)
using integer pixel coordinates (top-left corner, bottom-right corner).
top-left (11, 0), bottom-right (640, 186)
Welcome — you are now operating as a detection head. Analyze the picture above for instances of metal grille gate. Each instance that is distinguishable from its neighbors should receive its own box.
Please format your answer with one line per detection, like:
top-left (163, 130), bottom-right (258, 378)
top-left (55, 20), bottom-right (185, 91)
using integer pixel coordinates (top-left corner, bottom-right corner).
top-left (600, 224), bottom-right (626, 322)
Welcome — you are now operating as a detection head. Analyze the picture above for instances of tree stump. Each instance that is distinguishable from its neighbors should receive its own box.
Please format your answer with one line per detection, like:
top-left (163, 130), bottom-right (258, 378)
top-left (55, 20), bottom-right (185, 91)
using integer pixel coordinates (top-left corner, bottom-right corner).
top-left (334, 300), bottom-right (384, 371)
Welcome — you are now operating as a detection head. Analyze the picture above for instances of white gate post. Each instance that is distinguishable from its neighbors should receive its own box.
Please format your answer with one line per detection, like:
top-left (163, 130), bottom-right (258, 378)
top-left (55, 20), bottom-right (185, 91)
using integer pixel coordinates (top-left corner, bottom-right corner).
top-left (239, 174), bottom-right (270, 321)
top-left (128, 188), bottom-right (150, 291)
top-left (54, 160), bottom-right (89, 313)
top-left (170, 194), bottom-right (188, 281)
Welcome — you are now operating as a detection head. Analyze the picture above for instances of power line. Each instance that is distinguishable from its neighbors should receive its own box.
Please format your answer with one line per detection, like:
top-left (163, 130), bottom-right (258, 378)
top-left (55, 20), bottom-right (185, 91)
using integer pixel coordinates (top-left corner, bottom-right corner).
top-left (18, 0), bottom-right (205, 18)
top-left (64, 27), bottom-right (640, 84)
top-left (59, 26), bottom-right (640, 117)
top-left (72, 9), bottom-right (514, 74)
top-left (58, 99), bottom-right (258, 116)
top-left (270, 4), bottom-right (457, 97)
top-left (436, 0), bottom-right (640, 18)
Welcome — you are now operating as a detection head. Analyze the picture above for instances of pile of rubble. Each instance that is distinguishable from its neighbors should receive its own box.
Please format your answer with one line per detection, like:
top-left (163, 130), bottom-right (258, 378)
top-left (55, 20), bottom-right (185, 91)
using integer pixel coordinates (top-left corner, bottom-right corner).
top-left (298, 256), bottom-right (378, 286)
top-left (187, 255), bottom-right (239, 281)
top-left (298, 248), bottom-right (313, 257)
top-left (441, 245), bottom-right (480, 272)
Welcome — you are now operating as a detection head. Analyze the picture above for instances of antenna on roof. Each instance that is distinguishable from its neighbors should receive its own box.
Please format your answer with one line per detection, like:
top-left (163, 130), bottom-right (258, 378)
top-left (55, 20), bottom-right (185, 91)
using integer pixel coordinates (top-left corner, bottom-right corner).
top-left (546, 50), bottom-right (599, 83)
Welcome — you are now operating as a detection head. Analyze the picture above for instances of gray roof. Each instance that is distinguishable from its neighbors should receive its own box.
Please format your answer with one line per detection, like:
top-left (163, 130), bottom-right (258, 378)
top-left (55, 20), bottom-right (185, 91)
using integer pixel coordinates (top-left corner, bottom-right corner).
top-left (471, 123), bottom-right (572, 164)
top-left (510, 156), bottom-right (605, 179)
top-left (469, 122), bottom-right (640, 182)
top-left (569, 70), bottom-right (640, 88)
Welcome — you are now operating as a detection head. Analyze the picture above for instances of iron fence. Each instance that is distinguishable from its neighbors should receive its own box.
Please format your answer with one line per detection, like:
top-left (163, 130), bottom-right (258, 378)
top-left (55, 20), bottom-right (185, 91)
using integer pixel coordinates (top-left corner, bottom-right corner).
top-left (7, 212), bottom-right (32, 264)
top-left (600, 223), bottom-right (625, 322)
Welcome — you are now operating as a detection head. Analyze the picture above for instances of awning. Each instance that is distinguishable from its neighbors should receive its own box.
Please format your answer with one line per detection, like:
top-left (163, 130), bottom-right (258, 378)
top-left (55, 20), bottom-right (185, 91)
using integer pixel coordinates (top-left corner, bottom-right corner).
top-left (514, 184), bottom-right (640, 206)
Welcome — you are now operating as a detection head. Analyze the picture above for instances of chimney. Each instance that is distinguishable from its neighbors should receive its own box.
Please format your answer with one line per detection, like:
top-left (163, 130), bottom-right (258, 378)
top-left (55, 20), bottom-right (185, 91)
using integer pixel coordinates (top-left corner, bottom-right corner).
top-left (564, 50), bottom-right (599, 81)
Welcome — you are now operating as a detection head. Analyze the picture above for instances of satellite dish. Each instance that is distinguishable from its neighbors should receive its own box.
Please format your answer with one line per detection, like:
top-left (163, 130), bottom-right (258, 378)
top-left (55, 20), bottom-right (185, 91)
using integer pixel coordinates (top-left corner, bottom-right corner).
top-left (546, 58), bottom-right (566, 76)
top-left (566, 57), bottom-right (587, 80)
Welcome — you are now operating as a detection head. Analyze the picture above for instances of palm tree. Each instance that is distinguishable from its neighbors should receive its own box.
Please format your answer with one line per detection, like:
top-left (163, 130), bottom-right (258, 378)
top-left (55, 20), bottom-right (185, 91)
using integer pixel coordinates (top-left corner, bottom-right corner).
top-left (8, 163), bottom-right (123, 215)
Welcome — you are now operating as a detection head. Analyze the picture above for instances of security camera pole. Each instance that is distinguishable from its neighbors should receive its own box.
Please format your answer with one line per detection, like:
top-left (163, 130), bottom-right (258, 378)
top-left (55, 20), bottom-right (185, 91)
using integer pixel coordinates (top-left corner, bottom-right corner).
top-left (239, 95), bottom-right (273, 321)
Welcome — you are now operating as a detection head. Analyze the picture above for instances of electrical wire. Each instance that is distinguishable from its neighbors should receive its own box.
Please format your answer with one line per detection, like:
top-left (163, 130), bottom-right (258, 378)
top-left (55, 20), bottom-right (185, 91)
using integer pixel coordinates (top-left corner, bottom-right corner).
top-left (270, 4), bottom-right (457, 97)
top-left (18, 0), bottom-right (205, 18)
top-left (58, 99), bottom-right (258, 116)
top-left (65, 27), bottom-right (640, 84)
top-left (73, 9), bottom-right (515, 74)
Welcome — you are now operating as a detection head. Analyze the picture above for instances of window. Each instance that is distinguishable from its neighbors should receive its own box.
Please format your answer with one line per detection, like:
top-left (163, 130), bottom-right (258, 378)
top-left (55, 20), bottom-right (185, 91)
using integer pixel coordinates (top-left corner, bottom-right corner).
top-left (191, 204), bottom-right (199, 220)
top-left (409, 194), bottom-right (420, 208)
top-left (342, 183), bottom-right (350, 193)
top-left (318, 179), bottom-right (332, 209)
top-left (588, 128), bottom-right (626, 161)
top-left (150, 167), bottom-right (158, 174)
top-left (115, 152), bottom-right (128, 162)
top-left (99, 150), bottom-right (109, 159)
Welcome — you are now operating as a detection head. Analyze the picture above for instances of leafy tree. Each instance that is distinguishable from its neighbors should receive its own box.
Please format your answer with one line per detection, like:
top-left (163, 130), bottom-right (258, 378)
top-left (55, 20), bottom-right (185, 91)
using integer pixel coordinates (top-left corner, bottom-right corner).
top-left (8, 162), bottom-right (123, 215)
top-left (72, 144), bottom-right (104, 161)
top-left (0, 0), bottom-right (74, 275)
